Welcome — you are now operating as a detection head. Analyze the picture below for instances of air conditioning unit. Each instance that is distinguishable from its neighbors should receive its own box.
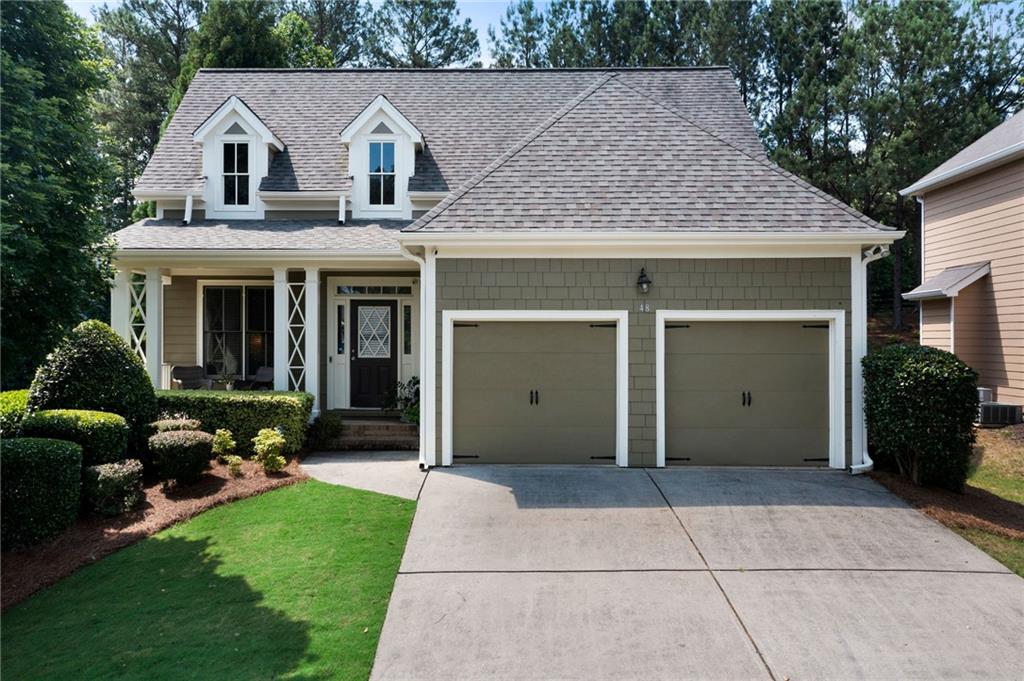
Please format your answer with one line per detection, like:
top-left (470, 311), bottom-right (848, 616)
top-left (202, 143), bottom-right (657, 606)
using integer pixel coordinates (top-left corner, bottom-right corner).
top-left (979, 402), bottom-right (1022, 427)
top-left (978, 387), bottom-right (994, 403)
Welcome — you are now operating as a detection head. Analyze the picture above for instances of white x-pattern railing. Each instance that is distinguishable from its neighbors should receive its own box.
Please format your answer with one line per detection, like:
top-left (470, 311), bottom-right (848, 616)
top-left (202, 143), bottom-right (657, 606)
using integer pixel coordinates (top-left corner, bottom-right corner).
top-left (128, 273), bottom-right (147, 362)
top-left (287, 282), bottom-right (306, 391)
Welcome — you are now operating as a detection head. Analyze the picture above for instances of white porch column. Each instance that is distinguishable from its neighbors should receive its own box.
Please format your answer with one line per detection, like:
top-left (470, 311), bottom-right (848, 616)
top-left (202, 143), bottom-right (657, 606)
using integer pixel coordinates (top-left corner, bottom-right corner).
top-left (110, 269), bottom-right (131, 341)
top-left (304, 267), bottom-right (320, 416)
top-left (273, 267), bottom-right (289, 391)
top-left (144, 268), bottom-right (163, 388)
top-left (422, 248), bottom-right (437, 466)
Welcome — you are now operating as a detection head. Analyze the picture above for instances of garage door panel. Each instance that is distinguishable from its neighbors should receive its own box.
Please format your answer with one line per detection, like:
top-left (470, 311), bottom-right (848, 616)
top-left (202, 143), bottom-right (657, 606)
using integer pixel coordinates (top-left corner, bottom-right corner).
top-left (667, 322), bottom-right (828, 355)
top-left (666, 427), bottom-right (829, 466)
top-left (456, 352), bottom-right (615, 391)
top-left (457, 388), bottom-right (615, 428)
top-left (455, 426), bottom-right (616, 464)
top-left (666, 354), bottom-right (827, 391)
top-left (456, 322), bottom-right (615, 354)
top-left (666, 390), bottom-right (827, 429)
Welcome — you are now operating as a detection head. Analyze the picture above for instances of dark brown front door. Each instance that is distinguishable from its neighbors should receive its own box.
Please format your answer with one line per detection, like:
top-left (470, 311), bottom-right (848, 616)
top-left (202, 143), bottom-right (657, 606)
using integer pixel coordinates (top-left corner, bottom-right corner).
top-left (350, 300), bottom-right (398, 408)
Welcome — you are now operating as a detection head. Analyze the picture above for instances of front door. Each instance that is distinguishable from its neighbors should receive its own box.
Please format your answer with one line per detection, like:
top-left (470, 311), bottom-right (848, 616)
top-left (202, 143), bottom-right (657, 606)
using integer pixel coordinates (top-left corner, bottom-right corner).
top-left (350, 300), bottom-right (398, 408)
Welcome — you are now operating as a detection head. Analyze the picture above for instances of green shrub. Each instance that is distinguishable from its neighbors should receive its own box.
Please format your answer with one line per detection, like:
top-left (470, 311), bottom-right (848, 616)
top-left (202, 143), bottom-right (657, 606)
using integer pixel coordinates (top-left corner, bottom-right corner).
top-left (155, 390), bottom-right (312, 456)
top-left (863, 344), bottom-right (979, 491)
top-left (212, 428), bottom-right (236, 462)
top-left (1, 438), bottom-right (82, 550)
top-left (306, 411), bottom-right (343, 450)
top-left (0, 389), bottom-right (30, 437)
top-left (27, 320), bottom-right (157, 452)
top-left (223, 454), bottom-right (244, 477)
top-left (252, 427), bottom-right (287, 473)
top-left (148, 430), bottom-right (214, 485)
top-left (83, 459), bottom-right (144, 516)
top-left (22, 409), bottom-right (129, 466)
top-left (152, 418), bottom-right (202, 433)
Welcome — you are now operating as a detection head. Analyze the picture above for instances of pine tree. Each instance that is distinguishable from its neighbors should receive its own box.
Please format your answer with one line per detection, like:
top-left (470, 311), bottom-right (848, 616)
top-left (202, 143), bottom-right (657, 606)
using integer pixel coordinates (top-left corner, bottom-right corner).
top-left (289, 0), bottom-right (366, 67)
top-left (488, 0), bottom-right (547, 68)
top-left (643, 0), bottom-right (709, 67)
top-left (366, 0), bottom-right (479, 68)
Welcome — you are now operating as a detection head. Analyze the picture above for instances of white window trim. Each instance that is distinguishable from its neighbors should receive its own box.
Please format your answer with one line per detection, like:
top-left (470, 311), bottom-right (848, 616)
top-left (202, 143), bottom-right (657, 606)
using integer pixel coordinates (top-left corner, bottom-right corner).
top-left (366, 137), bottom-right (401, 211)
top-left (216, 135), bottom-right (257, 213)
top-left (441, 309), bottom-right (629, 468)
top-left (194, 279), bottom-right (274, 379)
top-left (654, 309), bottom-right (846, 470)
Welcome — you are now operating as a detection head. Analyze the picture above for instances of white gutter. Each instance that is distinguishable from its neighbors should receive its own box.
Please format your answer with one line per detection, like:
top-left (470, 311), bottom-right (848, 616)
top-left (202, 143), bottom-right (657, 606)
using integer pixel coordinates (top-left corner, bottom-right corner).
top-left (133, 188), bottom-right (204, 201)
top-left (900, 142), bottom-right (1024, 196)
top-left (399, 244), bottom-right (428, 469)
top-left (851, 244), bottom-right (890, 475)
top-left (258, 190), bottom-right (343, 201)
top-left (398, 230), bottom-right (905, 247)
top-left (114, 248), bottom-right (405, 263)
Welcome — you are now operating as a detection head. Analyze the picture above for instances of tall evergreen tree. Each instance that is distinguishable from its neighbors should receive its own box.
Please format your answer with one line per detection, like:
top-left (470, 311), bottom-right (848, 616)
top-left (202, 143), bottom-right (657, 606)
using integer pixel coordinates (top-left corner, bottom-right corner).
top-left (643, 0), bottom-right (709, 66)
top-left (488, 0), bottom-right (547, 68)
top-left (609, 0), bottom-right (650, 66)
top-left (545, 0), bottom-right (584, 67)
top-left (1, 1), bottom-right (114, 386)
top-left (367, 0), bottom-right (479, 68)
top-left (706, 0), bottom-right (763, 110)
top-left (274, 11), bottom-right (334, 67)
top-left (290, 0), bottom-right (366, 66)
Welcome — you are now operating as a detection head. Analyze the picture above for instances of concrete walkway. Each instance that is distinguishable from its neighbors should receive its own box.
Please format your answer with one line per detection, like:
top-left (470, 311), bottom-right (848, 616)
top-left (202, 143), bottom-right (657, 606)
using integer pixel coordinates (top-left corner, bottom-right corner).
top-left (371, 467), bottom-right (1024, 681)
top-left (301, 451), bottom-right (425, 500)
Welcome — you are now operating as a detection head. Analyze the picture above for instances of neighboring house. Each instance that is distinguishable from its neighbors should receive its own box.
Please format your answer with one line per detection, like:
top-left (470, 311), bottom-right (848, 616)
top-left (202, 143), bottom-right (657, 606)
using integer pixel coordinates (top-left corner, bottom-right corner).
top-left (901, 110), bottom-right (1023, 407)
top-left (111, 67), bottom-right (902, 470)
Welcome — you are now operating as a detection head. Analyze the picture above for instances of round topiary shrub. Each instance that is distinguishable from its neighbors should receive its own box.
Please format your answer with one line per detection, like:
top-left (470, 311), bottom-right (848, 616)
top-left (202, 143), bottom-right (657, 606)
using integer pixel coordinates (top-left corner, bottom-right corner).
top-left (83, 459), bottom-right (145, 516)
top-left (863, 344), bottom-right (979, 491)
top-left (149, 430), bottom-right (214, 485)
top-left (1, 438), bottom-right (83, 550)
top-left (152, 418), bottom-right (202, 433)
top-left (0, 389), bottom-right (30, 437)
top-left (22, 409), bottom-right (129, 466)
top-left (27, 320), bottom-right (158, 452)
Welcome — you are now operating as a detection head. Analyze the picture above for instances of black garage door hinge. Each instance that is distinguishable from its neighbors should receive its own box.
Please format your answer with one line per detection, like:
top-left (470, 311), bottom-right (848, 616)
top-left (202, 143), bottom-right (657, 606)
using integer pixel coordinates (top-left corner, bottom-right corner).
top-left (454, 323), bottom-right (479, 328)
top-left (589, 323), bottom-right (616, 328)
top-left (665, 457), bottom-right (692, 461)
top-left (589, 455), bottom-right (616, 460)
top-left (802, 324), bottom-right (829, 329)
top-left (452, 454), bottom-right (480, 459)
top-left (803, 457), bottom-right (829, 462)
top-left (665, 324), bottom-right (690, 329)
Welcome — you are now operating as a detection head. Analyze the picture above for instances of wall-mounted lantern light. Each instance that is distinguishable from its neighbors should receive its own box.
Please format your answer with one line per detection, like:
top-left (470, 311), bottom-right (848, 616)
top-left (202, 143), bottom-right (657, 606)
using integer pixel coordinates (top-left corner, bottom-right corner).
top-left (637, 267), bottom-right (652, 294)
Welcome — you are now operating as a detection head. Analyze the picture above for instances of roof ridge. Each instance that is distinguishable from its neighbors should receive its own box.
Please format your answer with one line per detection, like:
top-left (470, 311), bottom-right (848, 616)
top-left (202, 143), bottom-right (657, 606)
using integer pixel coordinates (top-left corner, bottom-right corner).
top-left (612, 77), bottom-right (892, 232)
top-left (196, 66), bottom-right (733, 74)
top-left (406, 72), bottom-right (616, 232)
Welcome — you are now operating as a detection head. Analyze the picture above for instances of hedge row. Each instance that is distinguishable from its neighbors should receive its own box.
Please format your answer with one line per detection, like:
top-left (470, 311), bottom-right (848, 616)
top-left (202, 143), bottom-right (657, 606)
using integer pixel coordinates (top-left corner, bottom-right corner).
top-left (22, 409), bottom-right (129, 467)
top-left (0, 389), bottom-right (29, 437)
top-left (156, 390), bottom-right (313, 456)
top-left (1, 438), bottom-right (83, 550)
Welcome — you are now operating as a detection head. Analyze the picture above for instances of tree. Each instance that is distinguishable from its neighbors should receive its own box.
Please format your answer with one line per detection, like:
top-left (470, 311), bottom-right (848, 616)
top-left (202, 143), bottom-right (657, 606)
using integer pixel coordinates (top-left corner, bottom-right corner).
top-left (367, 0), bottom-right (479, 68)
top-left (488, 0), bottom-right (547, 68)
top-left (166, 0), bottom-right (285, 123)
top-left (609, 0), bottom-right (651, 66)
top-left (290, 0), bottom-right (366, 66)
top-left (706, 0), bottom-right (763, 111)
top-left (643, 0), bottom-right (709, 66)
top-left (274, 11), bottom-right (334, 67)
top-left (1, 2), bottom-right (114, 387)
top-left (544, 0), bottom-right (584, 67)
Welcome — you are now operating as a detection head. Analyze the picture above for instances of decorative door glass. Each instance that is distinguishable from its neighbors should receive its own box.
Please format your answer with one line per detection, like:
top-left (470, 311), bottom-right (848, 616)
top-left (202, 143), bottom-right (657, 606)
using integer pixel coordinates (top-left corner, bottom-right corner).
top-left (357, 306), bottom-right (391, 359)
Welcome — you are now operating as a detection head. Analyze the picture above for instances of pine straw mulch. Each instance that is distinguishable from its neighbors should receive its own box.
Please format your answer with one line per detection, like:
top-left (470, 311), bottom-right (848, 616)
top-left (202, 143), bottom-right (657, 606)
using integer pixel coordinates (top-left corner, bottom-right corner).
top-left (1, 457), bottom-right (307, 609)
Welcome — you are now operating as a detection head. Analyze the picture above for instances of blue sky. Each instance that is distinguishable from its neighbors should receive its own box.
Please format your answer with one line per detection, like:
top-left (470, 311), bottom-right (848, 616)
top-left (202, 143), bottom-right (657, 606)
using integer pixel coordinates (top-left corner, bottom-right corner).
top-left (66, 0), bottom-right (519, 61)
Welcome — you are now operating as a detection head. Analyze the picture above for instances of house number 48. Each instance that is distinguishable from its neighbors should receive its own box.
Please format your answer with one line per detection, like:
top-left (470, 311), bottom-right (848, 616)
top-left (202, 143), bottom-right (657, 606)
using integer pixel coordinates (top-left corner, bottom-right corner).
top-left (637, 302), bottom-right (651, 313)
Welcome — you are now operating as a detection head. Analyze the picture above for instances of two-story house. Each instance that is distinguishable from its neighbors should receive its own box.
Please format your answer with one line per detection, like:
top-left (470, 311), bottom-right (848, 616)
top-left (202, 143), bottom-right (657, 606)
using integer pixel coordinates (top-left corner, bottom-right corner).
top-left (111, 67), bottom-right (902, 470)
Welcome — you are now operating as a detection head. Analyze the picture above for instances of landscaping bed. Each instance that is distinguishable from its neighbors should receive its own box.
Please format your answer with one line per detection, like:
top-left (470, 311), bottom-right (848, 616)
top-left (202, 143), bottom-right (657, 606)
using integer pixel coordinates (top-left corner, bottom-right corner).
top-left (1, 457), bottom-right (306, 608)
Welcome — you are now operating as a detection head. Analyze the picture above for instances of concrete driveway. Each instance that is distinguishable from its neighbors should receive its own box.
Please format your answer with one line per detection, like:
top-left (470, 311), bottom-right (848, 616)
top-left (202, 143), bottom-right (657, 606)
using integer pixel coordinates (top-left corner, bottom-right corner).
top-left (371, 467), bottom-right (1024, 681)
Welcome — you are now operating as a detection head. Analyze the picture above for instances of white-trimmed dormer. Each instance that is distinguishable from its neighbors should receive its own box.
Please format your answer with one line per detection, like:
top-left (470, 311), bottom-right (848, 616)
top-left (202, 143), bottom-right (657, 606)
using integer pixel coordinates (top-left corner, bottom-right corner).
top-left (193, 96), bottom-right (284, 220)
top-left (341, 95), bottom-right (423, 220)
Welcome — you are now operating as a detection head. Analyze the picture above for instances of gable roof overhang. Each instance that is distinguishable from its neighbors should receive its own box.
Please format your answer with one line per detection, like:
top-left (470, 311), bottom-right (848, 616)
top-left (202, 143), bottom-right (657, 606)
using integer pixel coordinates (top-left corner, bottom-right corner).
top-left (192, 95), bottom-right (285, 151)
top-left (339, 94), bottom-right (423, 149)
top-left (900, 144), bottom-right (1024, 196)
top-left (902, 262), bottom-right (991, 301)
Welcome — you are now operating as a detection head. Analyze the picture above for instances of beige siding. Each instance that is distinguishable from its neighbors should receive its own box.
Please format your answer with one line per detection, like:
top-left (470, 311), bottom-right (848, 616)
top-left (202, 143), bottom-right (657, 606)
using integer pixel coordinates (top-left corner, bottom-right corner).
top-left (920, 299), bottom-right (952, 352)
top-left (163, 276), bottom-right (198, 366)
top-left (922, 159), bottom-right (1024, 404)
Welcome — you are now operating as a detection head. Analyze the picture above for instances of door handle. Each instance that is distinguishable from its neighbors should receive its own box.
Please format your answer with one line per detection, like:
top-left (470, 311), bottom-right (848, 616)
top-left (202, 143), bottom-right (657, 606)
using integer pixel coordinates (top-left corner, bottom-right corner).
top-left (535, 389), bottom-right (539, 406)
top-left (742, 391), bottom-right (747, 407)
top-left (529, 390), bottom-right (535, 405)
top-left (747, 391), bottom-right (752, 407)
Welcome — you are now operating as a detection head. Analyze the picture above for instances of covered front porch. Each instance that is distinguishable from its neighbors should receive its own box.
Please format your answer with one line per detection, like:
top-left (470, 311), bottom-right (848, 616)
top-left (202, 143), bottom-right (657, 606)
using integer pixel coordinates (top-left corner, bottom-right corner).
top-left (109, 259), bottom-right (422, 418)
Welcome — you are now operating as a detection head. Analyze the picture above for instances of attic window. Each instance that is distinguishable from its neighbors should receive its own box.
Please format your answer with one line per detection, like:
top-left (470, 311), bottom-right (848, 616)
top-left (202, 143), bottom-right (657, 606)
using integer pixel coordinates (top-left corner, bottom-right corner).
top-left (369, 141), bottom-right (395, 206)
top-left (223, 142), bottom-right (250, 206)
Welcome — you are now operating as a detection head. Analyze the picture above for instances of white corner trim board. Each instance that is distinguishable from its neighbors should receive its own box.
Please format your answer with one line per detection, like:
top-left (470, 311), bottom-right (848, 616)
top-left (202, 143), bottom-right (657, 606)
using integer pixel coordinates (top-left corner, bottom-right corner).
top-left (440, 309), bottom-right (630, 468)
top-left (654, 309), bottom-right (847, 470)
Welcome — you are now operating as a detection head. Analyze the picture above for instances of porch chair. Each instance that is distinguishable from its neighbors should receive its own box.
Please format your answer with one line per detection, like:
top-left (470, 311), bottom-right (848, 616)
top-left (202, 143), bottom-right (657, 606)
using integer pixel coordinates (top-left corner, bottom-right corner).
top-left (170, 365), bottom-right (213, 390)
top-left (237, 366), bottom-right (274, 391)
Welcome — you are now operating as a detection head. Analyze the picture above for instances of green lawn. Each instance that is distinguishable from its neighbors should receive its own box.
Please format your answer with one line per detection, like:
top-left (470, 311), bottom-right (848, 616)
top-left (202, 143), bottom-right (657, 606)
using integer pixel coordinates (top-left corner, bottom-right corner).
top-left (1, 480), bottom-right (415, 680)
top-left (961, 427), bottom-right (1024, 577)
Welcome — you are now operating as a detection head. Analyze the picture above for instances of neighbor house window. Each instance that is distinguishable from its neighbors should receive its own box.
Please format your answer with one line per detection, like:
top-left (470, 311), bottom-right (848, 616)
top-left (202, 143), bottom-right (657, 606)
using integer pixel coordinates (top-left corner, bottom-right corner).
top-left (223, 142), bottom-right (250, 206)
top-left (203, 285), bottom-right (272, 378)
top-left (368, 141), bottom-right (395, 206)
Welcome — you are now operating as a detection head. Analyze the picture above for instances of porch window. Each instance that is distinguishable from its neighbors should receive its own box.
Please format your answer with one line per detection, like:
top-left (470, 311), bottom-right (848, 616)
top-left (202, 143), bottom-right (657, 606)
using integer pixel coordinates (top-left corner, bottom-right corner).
top-left (203, 285), bottom-right (273, 378)
top-left (223, 142), bottom-right (250, 206)
top-left (368, 141), bottom-right (395, 206)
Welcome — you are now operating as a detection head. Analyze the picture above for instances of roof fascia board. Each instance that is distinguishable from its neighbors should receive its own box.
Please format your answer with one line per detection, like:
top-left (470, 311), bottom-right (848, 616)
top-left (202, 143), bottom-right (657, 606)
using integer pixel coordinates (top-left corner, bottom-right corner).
top-left (900, 143), bottom-right (1024, 196)
top-left (398, 230), bottom-right (905, 247)
top-left (339, 95), bottom-right (423, 147)
top-left (258, 190), bottom-right (343, 201)
top-left (192, 95), bottom-right (284, 151)
top-left (133, 189), bottom-right (205, 200)
top-left (114, 248), bottom-right (404, 261)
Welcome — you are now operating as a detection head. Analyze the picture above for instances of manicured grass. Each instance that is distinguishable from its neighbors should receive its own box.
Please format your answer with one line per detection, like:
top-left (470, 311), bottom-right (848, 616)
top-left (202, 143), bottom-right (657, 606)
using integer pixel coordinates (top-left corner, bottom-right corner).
top-left (969, 428), bottom-right (1024, 505)
top-left (954, 528), bottom-right (1024, 578)
top-left (1, 480), bottom-right (415, 680)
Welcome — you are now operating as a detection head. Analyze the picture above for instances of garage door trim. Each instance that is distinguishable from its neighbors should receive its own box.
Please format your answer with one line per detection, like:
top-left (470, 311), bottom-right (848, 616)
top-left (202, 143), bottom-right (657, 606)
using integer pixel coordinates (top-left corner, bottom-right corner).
top-left (442, 310), bottom-right (629, 467)
top-left (655, 309), bottom-right (846, 469)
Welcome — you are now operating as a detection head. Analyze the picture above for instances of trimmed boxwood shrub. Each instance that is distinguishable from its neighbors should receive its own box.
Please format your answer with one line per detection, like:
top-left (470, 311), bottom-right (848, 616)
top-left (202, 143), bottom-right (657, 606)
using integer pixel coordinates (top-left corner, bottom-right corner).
top-left (22, 409), bottom-right (129, 466)
top-left (1, 438), bottom-right (83, 550)
top-left (863, 344), bottom-right (979, 491)
top-left (83, 459), bottom-right (145, 516)
top-left (155, 390), bottom-right (312, 456)
top-left (152, 418), bottom-right (202, 433)
top-left (149, 430), bottom-right (214, 485)
top-left (0, 389), bottom-right (29, 437)
top-left (27, 320), bottom-right (157, 452)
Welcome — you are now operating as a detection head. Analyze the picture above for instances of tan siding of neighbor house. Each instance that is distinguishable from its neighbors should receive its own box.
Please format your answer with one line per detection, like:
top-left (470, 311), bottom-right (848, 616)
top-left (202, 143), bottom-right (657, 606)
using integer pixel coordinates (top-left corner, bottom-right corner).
top-left (921, 159), bottom-right (1024, 404)
top-left (920, 299), bottom-right (952, 352)
top-left (434, 257), bottom-right (853, 468)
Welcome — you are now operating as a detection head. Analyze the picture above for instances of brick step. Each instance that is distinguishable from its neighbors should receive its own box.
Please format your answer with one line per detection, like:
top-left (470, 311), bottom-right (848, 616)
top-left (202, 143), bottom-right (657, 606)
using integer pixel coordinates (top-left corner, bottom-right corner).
top-left (329, 435), bottom-right (419, 451)
top-left (342, 424), bottom-right (418, 437)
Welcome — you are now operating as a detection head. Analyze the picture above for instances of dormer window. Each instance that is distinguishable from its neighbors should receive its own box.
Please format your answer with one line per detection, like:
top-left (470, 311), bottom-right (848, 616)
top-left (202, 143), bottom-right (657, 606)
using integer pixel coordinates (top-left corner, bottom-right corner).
top-left (223, 141), bottom-right (250, 206)
top-left (369, 141), bottom-right (395, 206)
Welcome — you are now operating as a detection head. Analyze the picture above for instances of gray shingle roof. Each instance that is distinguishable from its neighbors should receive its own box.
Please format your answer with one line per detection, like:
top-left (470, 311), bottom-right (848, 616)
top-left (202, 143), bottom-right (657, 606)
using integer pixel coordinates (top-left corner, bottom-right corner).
top-left (137, 67), bottom-right (764, 195)
top-left (406, 75), bottom-right (892, 233)
top-left (114, 218), bottom-right (408, 252)
top-left (902, 262), bottom-right (991, 300)
top-left (903, 110), bottom-right (1024, 195)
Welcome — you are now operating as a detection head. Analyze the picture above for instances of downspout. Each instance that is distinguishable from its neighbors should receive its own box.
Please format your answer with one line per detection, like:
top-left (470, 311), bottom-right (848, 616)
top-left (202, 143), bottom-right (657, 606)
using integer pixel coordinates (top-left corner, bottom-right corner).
top-left (851, 244), bottom-right (890, 474)
top-left (182, 194), bottom-right (193, 225)
top-left (399, 243), bottom-right (427, 470)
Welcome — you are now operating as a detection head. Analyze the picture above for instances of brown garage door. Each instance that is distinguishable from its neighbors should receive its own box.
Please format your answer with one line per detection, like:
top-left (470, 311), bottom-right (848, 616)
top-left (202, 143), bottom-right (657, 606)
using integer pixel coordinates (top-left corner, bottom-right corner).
top-left (665, 321), bottom-right (829, 466)
top-left (453, 321), bottom-right (616, 463)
